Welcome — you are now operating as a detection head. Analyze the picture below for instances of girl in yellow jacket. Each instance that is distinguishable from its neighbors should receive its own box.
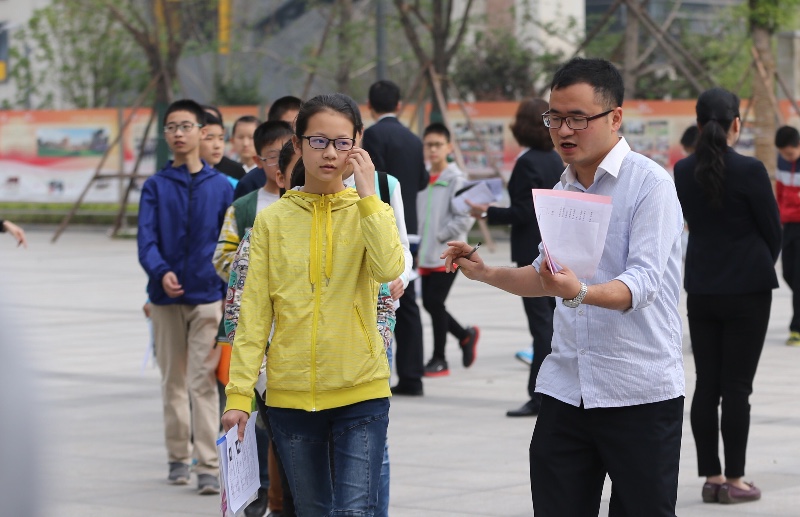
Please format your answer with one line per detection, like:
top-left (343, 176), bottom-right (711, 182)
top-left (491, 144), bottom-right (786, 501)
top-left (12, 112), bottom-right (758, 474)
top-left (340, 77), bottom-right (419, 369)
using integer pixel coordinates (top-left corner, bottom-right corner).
top-left (222, 93), bottom-right (404, 516)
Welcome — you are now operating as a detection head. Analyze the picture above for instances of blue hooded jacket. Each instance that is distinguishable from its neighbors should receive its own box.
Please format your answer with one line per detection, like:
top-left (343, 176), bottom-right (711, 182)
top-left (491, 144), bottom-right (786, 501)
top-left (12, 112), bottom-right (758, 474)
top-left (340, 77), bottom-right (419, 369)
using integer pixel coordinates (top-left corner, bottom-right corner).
top-left (138, 160), bottom-right (234, 305)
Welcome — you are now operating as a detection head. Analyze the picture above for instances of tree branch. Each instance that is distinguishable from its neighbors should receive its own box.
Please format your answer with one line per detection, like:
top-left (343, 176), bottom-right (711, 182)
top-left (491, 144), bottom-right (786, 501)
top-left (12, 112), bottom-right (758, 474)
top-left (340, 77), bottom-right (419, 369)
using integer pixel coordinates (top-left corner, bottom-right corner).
top-left (393, 0), bottom-right (430, 65)
top-left (445, 0), bottom-right (475, 63)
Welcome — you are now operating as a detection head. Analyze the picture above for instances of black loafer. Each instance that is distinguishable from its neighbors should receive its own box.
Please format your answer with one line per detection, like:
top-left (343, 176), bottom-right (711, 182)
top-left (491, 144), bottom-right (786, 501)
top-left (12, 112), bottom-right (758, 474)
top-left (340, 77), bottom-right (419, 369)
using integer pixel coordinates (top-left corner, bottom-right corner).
top-left (391, 383), bottom-right (424, 396)
top-left (506, 399), bottom-right (540, 417)
top-left (244, 488), bottom-right (269, 517)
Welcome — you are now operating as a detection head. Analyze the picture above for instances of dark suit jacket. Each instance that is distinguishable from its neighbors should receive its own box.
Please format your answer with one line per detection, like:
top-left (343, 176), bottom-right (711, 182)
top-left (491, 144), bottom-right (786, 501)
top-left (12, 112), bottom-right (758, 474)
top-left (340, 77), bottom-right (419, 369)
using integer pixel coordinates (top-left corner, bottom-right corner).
top-left (362, 116), bottom-right (428, 233)
top-left (486, 148), bottom-right (564, 265)
top-left (675, 148), bottom-right (781, 294)
top-left (215, 156), bottom-right (246, 181)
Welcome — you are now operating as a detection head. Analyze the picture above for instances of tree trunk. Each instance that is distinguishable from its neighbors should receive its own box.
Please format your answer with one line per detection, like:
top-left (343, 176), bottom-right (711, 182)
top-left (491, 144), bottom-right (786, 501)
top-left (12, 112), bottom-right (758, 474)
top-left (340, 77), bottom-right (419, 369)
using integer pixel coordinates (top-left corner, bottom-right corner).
top-left (751, 24), bottom-right (776, 181)
top-left (623, 2), bottom-right (639, 98)
top-left (335, 0), bottom-right (354, 94)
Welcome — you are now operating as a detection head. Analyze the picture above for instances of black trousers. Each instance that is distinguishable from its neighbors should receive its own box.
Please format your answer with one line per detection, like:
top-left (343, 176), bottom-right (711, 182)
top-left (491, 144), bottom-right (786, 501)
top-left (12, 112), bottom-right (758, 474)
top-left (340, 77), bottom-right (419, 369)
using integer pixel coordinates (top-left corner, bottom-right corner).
top-left (394, 278), bottom-right (425, 389)
top-left (521, 294), bottom-right (556, 399)
top-left (530, 395), bottom-right (683, 517)
top-left (782, 223), bottom-right (800, 331)
top-left (687, 291), bottom-right (771, 478)
top-left (421, 271), bottom-right (468, 360)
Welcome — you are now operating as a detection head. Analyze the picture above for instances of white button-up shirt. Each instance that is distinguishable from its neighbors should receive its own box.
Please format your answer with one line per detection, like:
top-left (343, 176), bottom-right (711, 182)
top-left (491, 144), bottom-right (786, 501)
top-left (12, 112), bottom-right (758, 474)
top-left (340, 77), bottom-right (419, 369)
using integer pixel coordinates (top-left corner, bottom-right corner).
top-left (533, 138), bottom-right (685, 408)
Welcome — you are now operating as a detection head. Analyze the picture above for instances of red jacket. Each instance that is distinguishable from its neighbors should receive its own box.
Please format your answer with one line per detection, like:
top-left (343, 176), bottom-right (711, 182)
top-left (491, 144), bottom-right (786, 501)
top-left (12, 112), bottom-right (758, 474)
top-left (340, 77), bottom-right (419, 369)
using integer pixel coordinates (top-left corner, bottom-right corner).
top-left (776, 155), bottom-right (800, 224)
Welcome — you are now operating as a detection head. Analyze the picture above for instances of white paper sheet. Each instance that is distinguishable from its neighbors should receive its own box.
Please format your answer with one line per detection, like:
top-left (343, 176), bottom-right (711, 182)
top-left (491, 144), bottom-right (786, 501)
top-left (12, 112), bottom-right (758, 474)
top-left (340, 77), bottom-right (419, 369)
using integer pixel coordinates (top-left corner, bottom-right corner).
top-left (218, 413), bottom-right (260, 515)
top-left (452, 181), bottom-right (497, 214)
top-left (532, 189), bottom-right (613, 279)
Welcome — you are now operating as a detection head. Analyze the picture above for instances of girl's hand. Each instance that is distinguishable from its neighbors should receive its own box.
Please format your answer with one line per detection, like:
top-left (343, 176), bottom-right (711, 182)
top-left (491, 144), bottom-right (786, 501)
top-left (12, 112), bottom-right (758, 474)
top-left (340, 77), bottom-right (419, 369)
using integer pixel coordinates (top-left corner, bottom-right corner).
top-left (348, 147), bottom-right (376, 199)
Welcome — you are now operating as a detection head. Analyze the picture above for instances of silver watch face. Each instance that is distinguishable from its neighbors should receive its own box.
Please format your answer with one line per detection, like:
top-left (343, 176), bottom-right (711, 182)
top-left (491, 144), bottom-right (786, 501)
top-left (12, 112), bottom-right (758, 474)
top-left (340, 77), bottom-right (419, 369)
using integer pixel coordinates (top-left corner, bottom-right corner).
top-left (562, 297), bottom-right (580, 308)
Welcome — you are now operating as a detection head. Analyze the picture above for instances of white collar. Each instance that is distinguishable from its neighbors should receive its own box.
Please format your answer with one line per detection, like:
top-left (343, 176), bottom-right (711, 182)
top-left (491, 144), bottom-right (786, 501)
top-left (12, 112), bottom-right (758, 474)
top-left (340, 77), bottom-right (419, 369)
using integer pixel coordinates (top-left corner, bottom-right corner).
top-left (562, 137), bottom-right (630, 187)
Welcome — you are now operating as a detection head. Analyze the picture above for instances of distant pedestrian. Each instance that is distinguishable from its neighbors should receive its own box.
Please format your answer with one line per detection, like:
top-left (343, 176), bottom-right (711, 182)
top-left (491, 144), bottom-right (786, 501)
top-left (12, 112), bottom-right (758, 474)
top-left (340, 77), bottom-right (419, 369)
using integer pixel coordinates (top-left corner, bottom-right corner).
top-left (363, 79), bottom-right (428, 396)
top-left (202, 105), bottom-right (248, 181)
top-left (267, 95), bottom-right (302, 126)
top-left (231, 115), bottom-right (260, 174)
top-left (137, 99), bottom-right (233, 495)
top-left (466, 98), bottom-right (562, 416)
top-left (675, 87), bottom-right (780, 504)
top-left (775, 125), bottom-right (800, 346)
top-left (681, 125), bottom-right (699, 155)
top-left (0, 220), bottom-right (27, 248)
top-left (418, 122), bottom-right (478, 377)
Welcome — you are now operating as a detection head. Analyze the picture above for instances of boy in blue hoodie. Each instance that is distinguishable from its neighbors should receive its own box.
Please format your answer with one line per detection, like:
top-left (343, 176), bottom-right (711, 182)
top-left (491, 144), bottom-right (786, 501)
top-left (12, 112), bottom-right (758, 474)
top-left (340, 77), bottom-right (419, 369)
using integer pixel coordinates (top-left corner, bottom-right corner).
top-left (137, 99), bottom-right (234, 495)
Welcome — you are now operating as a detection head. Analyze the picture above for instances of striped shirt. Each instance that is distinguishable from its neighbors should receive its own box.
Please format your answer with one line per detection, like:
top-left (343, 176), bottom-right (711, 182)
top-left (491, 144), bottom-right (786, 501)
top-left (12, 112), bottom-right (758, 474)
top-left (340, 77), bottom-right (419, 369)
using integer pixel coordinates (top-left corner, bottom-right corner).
top-left (533, 138), bottom-right (685, 408)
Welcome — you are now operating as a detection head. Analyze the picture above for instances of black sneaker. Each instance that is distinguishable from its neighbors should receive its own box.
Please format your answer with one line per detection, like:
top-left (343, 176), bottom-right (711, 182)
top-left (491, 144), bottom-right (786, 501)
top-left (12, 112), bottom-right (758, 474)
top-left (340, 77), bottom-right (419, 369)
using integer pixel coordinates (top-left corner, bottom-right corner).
top-left (167, 462), bottom-right (190, 485)
top-left (460, 326), bottom-right (480, 368)
top-left (244, 488), bottom-right (269, 516)
top-left (424, 357), bottom-right (450, 377)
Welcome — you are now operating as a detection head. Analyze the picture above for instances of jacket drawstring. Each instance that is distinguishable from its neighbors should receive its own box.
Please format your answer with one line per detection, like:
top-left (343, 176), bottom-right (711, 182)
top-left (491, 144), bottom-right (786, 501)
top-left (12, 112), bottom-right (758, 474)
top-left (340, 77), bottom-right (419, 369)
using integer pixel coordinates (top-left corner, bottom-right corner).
top-left (325, 198), bottom-right (333, 286)
top-left (310, 202), bottom-right (319, 291)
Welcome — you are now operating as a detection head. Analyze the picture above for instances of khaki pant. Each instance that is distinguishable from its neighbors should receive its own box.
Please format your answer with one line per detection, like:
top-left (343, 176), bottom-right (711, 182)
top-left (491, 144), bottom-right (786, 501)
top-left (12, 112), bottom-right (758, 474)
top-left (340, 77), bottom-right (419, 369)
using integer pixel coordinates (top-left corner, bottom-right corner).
top-left (151, 302), bottom-right (221, 475)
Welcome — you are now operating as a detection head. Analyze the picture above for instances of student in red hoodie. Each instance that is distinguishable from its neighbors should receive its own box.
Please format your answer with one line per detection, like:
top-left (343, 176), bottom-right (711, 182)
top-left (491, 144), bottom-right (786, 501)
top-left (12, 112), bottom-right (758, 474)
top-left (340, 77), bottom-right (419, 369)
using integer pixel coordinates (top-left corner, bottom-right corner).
top-left (776, 126), bottom-right (800, 345)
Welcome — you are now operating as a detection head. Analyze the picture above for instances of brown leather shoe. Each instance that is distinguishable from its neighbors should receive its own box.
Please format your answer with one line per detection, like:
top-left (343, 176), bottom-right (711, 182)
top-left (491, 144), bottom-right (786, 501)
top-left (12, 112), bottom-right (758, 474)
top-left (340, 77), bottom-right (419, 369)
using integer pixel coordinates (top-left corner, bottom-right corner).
top-left (701, 482), bottom-right (722, 503)
top-left (718, 482), bottom-right (761, 504)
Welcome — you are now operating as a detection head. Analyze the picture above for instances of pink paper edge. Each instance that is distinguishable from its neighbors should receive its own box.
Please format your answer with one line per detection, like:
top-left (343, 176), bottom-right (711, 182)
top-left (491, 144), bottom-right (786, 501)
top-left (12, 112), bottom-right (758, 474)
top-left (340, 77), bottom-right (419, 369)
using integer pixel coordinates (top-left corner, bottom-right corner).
top-left (531, 188), bottom-right (612, 204)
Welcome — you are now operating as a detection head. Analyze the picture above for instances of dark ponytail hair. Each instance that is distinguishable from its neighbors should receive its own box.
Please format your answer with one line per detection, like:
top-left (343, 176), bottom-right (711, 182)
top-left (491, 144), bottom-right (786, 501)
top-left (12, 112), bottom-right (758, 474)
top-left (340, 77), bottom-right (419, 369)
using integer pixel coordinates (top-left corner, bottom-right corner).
top-left (694, 87), bottom-right (740, 208)
top-left (292, 93), bottom-right (364, 189)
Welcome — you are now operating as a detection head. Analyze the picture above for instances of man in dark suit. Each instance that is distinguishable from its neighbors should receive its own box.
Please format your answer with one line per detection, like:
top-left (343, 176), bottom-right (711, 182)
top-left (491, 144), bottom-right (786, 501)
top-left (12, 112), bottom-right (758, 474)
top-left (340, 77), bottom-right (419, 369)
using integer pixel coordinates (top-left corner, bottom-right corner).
top-left (362, 80), bottom-right (429, 396)
top-left (467, 98), bottom-right (563, 416)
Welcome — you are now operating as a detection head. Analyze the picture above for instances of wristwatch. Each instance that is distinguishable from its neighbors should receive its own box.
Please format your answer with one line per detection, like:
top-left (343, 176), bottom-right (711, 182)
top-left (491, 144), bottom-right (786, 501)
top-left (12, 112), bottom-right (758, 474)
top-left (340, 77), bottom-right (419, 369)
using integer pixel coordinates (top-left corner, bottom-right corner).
top-left (480, 211), bottom-right (488, 219)
top-left (562, 282), bottom-right (588, 308)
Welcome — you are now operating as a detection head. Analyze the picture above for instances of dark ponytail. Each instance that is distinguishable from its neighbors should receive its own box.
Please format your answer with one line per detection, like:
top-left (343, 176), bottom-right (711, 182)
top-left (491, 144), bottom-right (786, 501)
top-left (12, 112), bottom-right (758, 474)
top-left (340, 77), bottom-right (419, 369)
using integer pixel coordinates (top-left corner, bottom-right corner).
top-left (694, 87), bottom-right (740, 208)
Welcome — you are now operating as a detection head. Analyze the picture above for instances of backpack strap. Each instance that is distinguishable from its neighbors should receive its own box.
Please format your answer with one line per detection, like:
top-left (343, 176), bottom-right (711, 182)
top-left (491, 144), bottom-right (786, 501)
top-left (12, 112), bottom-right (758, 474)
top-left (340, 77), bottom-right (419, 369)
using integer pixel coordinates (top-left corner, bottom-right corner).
top-left (377, 170), bottom-right (390, 204)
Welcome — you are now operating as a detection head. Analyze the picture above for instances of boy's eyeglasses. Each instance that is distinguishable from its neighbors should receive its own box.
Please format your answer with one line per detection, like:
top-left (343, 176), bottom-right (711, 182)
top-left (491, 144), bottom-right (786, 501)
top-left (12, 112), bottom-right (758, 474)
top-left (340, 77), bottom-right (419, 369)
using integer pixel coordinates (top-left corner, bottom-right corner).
top-left (164, 123), bottom-right (203, 134)
top-left (258, 152), bottom-right (280, 166)
top-left (300, 135), bottom-right (355, 151)
top-left (541, 110), bottom-right (614, 130)
top-left (424, 142), bottom-right (446, 149)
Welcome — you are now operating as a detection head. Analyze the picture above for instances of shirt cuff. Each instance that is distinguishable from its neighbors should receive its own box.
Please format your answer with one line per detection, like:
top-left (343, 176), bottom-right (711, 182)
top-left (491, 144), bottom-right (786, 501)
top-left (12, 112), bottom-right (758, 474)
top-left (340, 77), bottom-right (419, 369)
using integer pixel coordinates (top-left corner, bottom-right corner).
top-left (356, 194), bottom-right (384, 218)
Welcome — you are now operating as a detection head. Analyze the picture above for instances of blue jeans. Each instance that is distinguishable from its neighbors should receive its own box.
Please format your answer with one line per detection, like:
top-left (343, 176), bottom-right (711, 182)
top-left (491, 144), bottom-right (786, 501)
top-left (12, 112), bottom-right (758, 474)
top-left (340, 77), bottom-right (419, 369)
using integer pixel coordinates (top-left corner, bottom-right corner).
top-left (268, 398), bottom-right (390, 517)
top-left (376, 345), bottom-right (393, 517)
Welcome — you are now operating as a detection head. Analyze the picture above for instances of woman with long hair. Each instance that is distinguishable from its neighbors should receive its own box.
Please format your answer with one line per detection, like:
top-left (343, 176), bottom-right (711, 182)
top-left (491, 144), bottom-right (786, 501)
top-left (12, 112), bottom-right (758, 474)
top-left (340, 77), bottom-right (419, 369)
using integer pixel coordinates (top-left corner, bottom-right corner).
top-left (674, 87), bottom-right (781, 504)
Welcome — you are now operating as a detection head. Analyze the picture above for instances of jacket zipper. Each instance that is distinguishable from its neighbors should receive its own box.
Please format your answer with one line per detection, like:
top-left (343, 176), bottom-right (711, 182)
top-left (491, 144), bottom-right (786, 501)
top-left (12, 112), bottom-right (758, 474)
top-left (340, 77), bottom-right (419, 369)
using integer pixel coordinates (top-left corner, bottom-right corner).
top-left (181, 174), bottom-right (195, 296)
top-left (419, 184), bottom-right (433, 263)
top-left (310, 199), bottom-right (323, 411)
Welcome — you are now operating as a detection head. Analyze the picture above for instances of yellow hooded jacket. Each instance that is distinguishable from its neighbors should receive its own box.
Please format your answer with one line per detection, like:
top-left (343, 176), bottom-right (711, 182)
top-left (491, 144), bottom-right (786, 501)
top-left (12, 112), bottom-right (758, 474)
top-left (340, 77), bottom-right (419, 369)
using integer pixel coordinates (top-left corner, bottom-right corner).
top-left (225, 189), bottom-right (405, 412)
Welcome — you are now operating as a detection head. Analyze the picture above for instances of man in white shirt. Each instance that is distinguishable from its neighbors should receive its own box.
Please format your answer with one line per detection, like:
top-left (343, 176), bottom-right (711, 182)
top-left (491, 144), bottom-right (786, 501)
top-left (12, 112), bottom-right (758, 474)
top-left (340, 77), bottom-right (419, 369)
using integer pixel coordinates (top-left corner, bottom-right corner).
top-left (442, 58), bottom-right (685, 516)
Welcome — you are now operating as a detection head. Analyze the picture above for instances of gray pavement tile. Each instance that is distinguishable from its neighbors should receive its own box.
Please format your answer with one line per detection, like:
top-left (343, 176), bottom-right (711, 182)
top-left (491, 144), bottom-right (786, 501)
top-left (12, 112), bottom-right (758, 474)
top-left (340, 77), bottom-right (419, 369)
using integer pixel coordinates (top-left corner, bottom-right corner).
top-left (3, 229), bottom-right (800, 516)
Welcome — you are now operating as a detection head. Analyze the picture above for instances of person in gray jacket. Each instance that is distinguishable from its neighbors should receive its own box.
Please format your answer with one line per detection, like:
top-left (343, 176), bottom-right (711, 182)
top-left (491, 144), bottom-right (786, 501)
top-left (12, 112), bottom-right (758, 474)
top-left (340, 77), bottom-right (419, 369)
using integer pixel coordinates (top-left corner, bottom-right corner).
top-left (417, 123), bottom-right (479, 377)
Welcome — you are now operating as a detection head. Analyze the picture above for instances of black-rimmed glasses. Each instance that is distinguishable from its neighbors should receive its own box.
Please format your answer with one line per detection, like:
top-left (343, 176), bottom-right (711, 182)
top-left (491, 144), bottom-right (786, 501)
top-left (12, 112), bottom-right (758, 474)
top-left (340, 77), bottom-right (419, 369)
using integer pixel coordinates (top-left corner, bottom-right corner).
top-left (542, 110), bottom-right (614, 130)
top-left (300, 135), bottom-right (355, 151)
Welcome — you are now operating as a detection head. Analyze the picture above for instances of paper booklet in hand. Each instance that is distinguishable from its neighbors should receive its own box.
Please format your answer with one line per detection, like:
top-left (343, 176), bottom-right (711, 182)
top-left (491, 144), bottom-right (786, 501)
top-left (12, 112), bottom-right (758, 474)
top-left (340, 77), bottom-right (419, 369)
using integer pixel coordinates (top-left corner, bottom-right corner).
top-left (532, 189), bottom-right (613, 279)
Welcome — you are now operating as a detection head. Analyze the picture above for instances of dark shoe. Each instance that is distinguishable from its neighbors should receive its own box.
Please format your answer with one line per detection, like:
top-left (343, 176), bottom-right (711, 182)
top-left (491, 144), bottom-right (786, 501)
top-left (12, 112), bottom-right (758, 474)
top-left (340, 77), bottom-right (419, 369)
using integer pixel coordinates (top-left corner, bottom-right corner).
top-left (167, 462), bottom-right (190, 485)
top-left (702, 482), bottom-right (723, 503)
top-left (266, 512), bottom-right (283, 517)
top-left (244, 488), bottom-right (269, 517)
top-left (424, 357), bottom-right (449, 377)
top-left (718, 482), bottom-right (761, 504)
top-left (506, 399), bottom-right (540, 417)
top-left (391, 383), bottom-right (424, 396)
top-left (197, 473), bottom-right (220, 495)
top-left (460, 326), bottom-right (480, 367)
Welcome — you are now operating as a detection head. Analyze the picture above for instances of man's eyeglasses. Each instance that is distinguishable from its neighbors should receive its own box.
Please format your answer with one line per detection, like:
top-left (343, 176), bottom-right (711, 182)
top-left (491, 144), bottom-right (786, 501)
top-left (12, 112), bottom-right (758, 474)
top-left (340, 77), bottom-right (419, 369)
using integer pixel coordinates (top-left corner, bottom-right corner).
top-left (300, 135), bottom-right (355, 151)
top-left (258, 152), bottom-right (280, 166)
top-left (542, 110), bottom-right (614, 130)
top-left (164, 123), bottom-right (203, 134)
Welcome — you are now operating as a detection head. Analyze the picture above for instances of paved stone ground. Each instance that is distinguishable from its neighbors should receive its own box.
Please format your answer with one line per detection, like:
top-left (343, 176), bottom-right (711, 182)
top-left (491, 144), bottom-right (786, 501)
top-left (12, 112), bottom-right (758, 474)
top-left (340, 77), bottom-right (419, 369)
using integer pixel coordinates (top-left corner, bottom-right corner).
top-left (2, 228), bottom-right (800, 516)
